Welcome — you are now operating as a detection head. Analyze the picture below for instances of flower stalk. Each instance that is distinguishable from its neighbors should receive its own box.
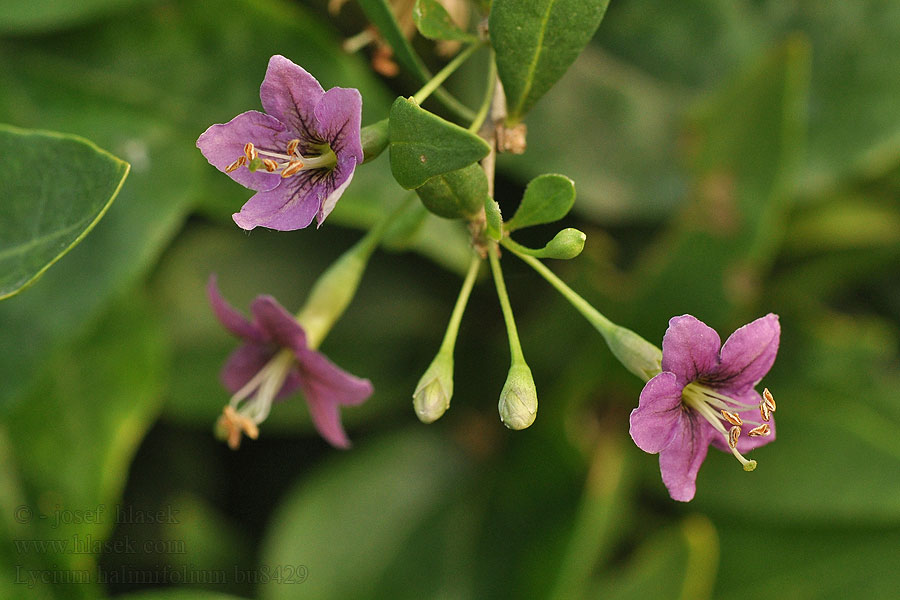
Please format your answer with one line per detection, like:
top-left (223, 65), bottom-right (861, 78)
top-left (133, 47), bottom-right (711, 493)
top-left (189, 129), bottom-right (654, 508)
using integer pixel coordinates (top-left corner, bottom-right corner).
top-left (502, 242), bottom-right (662, 381)
top-left (413, 253), bottom-right (482, 423)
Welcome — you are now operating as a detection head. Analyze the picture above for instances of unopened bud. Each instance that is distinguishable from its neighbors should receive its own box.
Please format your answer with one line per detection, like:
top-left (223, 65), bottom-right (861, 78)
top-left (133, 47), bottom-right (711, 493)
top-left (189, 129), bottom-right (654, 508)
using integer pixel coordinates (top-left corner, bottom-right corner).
top-left (498, 363), bottom-right (538, 430)
top-left (540, 228), bottom-right (586, 259)
top-left (600, 324), bottom-right (663, 382)
top-left (413, 353), bottom-right (454, 423)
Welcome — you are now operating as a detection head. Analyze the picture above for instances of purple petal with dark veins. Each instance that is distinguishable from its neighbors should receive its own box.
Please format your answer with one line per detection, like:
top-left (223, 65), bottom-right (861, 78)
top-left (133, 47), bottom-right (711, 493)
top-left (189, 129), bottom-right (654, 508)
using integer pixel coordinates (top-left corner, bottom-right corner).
top-left (314, 87), bottom-right (364, 163)
top-left (658, 415), bottom-right (714, 502)
top-left (661, 315), bottom-right (722, 386)
top-left (710, 313), bottom-right (780, 392)
top-left (260, 55), bottom-right (325, 143)
top-left (232, 176), bottom-right (320, 231)
top-left (316, 153), bottom-right (357, 226)
top-left (207, 275), bottom-right (267, 344)
top-left (197, 111), bottom-right (287, 192)
top-left (630, 372), bottom-right (684, 453)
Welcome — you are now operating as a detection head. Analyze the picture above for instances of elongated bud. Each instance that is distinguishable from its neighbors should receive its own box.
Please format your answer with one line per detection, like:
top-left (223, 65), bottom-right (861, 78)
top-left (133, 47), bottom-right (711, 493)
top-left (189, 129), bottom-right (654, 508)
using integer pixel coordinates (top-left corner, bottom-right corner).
top-left (600, 324), bottom-right (663, 382)
top-left (413, 352), bottom-right (454, 423)
top-left (296, 241), bottom-right (373, 349)
top-left (498, 363), bottom-right (538, 430)
top-left (361, 118), bottom-right (389, 163)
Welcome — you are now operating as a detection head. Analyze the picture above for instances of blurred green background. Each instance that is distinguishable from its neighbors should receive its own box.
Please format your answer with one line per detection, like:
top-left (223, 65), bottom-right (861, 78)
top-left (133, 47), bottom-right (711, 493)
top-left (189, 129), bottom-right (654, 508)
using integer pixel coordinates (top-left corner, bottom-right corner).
top-left (1, 0), bottom-right (898, 598)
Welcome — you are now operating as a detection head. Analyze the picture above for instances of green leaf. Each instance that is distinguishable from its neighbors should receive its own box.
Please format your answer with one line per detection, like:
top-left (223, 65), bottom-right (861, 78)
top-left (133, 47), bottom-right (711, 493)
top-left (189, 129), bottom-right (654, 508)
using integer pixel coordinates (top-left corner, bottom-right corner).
top-left (490, 0), bottom-right (610, 123)
top-left (413, 0), bottom-right (477, 43)
top-left (416, 162), bottom-right (488, 219)
top-left (259, 430), bottom-right (466, 600)
top-left (1, 293), bottom-right (166, 589)
top-left (505, 173), bottom-right (576, 231)
top-left (0, 124), bottom-right (129, 300)
top-left (485, 197), bottom-right (503, 241)
top-left (389, 96), bottom-right (490, 189)
top-left (504, 228), bottom-right (586, 260)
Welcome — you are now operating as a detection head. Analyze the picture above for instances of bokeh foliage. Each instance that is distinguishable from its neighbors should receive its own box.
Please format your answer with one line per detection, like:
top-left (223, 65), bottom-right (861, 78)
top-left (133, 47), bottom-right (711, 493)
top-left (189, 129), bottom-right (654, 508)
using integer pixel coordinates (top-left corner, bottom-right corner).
top-left (0, 0), bottom-right (897, 598)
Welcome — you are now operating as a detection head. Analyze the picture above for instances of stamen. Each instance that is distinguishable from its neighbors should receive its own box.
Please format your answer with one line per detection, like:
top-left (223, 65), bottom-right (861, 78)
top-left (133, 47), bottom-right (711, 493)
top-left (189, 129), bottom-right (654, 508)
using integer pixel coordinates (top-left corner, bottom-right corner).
top-left (244, 142), bottom-right (258, 161)
top-left (721, 410), bottom-right (743, 426)
top-left (728, 425), bottom-right (741, 449)
top-left (262, 158), bottom-right (278, 172)
top-left (225, 156), bottom-right (247, 173)
top-left (219, 406), bottom-right (259, 450)
top-left (286, 139), bottom-right (301, 157)
top-left (760, 402), bottom-right (771, 422)
top-left (749, 423), bottom-right (771, 437)
top-left (763, 388), bottom-right (776, 412)
top-left (281, 160), bottom-right (305, 178)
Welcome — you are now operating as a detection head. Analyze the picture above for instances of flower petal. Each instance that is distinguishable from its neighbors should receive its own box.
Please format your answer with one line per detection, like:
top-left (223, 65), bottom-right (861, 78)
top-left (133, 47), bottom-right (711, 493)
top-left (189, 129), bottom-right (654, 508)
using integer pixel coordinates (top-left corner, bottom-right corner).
top-left (313, 87), bottom-right (363, 164)
top-left (220, 345), bottom-right (301, 400)
top-left (709, 313), bottom-right (780, 391)
top-left (298, 351), bottom-right (373, 448)
top-left (316, 154), bottom-right (356, 226)
top-left (207, 275), bottom-right (266, 343)
top-left (196, 111), bottom-right (287, 192)
top-left (249, 296), bottom-right (308, 354)
top-left (220, 343), bottom-right (272, 394)
top-left (661, 315), bottom-right (722, 386)
top-left (658, 415), bottom-right (714, 502)
top-left (232, 176), bottom-right (320, 231)
top-left (260, 55), bottom-right (325, 144)
top-left (630, 372), bottom-right (684, 453)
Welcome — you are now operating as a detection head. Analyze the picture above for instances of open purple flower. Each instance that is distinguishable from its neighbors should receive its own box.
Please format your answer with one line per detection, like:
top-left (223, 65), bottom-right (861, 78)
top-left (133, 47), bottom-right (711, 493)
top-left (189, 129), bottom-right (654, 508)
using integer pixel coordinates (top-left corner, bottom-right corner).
top-left (197, 55), bottom-right (363, 231)
top-left (629, 314), bottom-right (780, 502)
top-left (208, 276), bottom-right (373, 449)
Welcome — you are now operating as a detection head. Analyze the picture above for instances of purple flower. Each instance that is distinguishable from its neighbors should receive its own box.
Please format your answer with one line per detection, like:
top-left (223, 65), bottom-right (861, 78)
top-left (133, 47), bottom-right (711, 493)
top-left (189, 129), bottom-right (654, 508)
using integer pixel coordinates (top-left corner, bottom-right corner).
top-left (208, 276), bottom-right (373, 449)
top-left (629, 314), bottom-right (780, 502)
top-left (197, 55), bottom-right (363, 231)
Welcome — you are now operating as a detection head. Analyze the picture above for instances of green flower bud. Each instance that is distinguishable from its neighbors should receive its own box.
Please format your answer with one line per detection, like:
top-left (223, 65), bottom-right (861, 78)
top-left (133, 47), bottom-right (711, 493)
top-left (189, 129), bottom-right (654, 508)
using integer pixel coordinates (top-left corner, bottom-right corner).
top-left (539, 228), bottom-right (586, 259)
top-left (413, 352), bottom-right (454, 423)
top-left (498, 363), bottom-right (538, 430)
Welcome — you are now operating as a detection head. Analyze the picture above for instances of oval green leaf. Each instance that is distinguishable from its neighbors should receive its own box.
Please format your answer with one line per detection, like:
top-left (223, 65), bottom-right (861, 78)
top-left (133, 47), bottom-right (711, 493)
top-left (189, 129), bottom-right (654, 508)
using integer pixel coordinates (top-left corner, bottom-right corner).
top-left (490, 0), bottom-right (610, 123)
top-left (259, 430), bottom-right (465, 600)
top-left (416, 162), bottom-right (488, 219)
top-left (389, 97), bottom-right (491, 189)
top-left (413, 0), bottom-right (477, 43)
top-left (0, 124), bottom-right (129, 300)
top-left (505, 173), bottom-right (576, 231)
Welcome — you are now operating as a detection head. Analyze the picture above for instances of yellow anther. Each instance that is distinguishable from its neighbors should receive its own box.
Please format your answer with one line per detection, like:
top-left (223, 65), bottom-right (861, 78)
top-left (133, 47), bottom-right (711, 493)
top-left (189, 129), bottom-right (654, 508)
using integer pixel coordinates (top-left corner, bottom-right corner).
top-left (721, 410), bottom-right (743, 426)
top-left (728, 425), bottom-right (741, 449)
top-left (749, 423), bottom-right (771, 437)
top-left (281, 160), bottom-right (305, 178)
top-left (225, 156), bottom-right (247, 173)
top-left (244, 142), bottom-right (258, 161)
